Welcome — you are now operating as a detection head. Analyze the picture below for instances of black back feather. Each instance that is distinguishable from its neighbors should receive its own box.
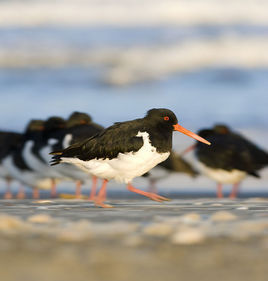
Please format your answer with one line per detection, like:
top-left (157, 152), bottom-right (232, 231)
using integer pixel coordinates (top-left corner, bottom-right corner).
top-left (196, 126), bottom-right (268, 177)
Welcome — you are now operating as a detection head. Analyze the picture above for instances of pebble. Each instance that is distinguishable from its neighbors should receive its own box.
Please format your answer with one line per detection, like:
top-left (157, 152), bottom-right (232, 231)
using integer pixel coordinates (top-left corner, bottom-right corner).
top-left (143, 223), bottom-right (173, 237)
top-left (33, 200), bottom-right (53, 204)
top-left (28, 214), bottom-right (54, 223)
top-left (211, 203), bottom-right (223, 207)
top-left (171, 227), bottom-right (205, 245)
top-left (180, 213), bottom-right (201, 224)
top-left (93, 221), bottom-right (139, 236)
top-left (236, 206), bottom-right (249, 210)
top-left (0, 215), bottom-right (26, 233)
top-left (210, 211), bottom-right (237, 222)
top-left (123, 234), bottom-right (143, 246)
top-left (57, 230), bottom-right (92, 242)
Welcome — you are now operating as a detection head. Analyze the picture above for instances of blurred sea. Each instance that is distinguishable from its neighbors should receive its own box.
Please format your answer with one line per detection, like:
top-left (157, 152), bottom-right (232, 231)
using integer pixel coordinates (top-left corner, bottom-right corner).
top-left (0, 0), bottom-right (267, 192)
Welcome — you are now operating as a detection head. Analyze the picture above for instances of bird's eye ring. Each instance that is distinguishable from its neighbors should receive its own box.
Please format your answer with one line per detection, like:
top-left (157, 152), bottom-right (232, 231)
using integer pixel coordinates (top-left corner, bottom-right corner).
top-left (163, 116), bottom-right (169, 121)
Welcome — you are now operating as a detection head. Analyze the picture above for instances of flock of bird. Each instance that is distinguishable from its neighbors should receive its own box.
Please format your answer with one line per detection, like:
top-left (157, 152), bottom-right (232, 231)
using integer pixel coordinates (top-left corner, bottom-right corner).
top-left (0, 108), bottom-right (267, 207)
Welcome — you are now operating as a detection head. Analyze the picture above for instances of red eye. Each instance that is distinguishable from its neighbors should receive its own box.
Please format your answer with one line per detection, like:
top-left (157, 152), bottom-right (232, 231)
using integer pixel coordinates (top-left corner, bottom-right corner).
top-left (163, 116), bottom-right (169, 121)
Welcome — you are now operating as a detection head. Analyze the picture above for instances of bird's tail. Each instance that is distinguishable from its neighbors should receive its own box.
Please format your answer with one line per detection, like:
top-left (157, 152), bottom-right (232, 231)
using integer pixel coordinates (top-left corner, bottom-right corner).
top-left (49, 150), bottom-right (63, 166)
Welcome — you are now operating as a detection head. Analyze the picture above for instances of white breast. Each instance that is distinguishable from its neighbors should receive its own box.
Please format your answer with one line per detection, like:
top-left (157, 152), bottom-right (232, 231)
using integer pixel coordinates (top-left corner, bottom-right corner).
top-left (199, 163), bottom-right (247, 184)
top-left (61, 131), bottom-right (170, 184)
top-left (2, 155), bottom-right (52, 189)
top-left (62, 134), bottom-right (73, 149)
top-left (22, 140), bottom-right (63, 179)
top-left (0, 165), bottom-right (10, 178)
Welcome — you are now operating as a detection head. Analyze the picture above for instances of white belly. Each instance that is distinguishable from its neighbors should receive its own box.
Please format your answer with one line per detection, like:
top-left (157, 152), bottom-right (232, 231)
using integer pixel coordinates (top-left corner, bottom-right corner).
top-left (61, 131), bottom-right (170, 183)
top-left (0, 165), bottom-right (10, 178)
top-left (39, 142), bottom-right (89, 181)
top-left (199, 163), bottom-right (247, 184)
top-left (22, 140), bottom-right (63, 179)
top-left (2, 155), bottom-right (52, 189)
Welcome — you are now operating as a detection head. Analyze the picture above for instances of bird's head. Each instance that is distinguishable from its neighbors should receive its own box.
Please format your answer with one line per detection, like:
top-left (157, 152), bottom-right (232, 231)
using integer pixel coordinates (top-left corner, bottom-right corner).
top-left (67, 111), bottom-right (92, 128)
top-left (146, 108), bottom-right (211, 145)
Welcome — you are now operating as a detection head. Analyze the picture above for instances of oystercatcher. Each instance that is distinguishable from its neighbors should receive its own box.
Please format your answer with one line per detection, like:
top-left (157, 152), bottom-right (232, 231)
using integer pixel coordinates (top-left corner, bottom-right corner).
top-left (143, 150), bottom-right (199, 193)
top-left (51, 108), bottom-right (210, 207)
top-left (62, 112), bottom-right (104, 199)
top-left (194, 124), bottom-right (268, 198)
top-left (43, 112), bottom-right (104, 199)
top-left (2, 120), bottom-right (53, 199)
top-left (0, 131), bottom-right (23, 198)
top-left (22, 117), bottom-right (67, 198)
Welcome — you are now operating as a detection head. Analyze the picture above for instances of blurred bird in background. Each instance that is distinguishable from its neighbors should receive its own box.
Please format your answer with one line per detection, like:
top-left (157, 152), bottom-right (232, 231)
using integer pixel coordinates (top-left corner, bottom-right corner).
top-left (193, 124), bottom-right (268, 198)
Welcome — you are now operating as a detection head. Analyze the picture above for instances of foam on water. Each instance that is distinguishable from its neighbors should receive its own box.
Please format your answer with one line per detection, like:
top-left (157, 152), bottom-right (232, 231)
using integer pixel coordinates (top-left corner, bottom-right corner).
top-left (0, 0), bottom-right (268, 26)
top-left (1, 35), bottom-right (268, 84)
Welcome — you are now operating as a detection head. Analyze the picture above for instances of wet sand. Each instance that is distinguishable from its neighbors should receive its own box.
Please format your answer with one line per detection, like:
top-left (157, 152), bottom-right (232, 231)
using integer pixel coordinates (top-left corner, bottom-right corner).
top-left (0, 198), bottom-right (267, 281)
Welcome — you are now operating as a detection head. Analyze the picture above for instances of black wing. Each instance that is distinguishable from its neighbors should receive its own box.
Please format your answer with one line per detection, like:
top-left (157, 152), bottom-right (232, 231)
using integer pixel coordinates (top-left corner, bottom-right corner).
top-left (50, 120), bottom-right (145, 165)
top-left (196, 133), bottom-right (268, 176)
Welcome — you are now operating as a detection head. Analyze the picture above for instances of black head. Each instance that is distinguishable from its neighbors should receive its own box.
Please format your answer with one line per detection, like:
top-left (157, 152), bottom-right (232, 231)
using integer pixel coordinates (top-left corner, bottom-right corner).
top-left (146, 108), bottom-right (211, 145)
top-left (197, 124), bottom-right (231, 139)
top-left (67, 111), bottom-right (92, 128)
top-left (213, 124), bottom-right (231, 135)
top-left (145, 108), bottom-right (178, 130)
top-left (25, 120), bottom-right (45, 133)
top-left (44, 116), bottom-right (66, 131)
top-left (196, 129), bottom-right (214, 139)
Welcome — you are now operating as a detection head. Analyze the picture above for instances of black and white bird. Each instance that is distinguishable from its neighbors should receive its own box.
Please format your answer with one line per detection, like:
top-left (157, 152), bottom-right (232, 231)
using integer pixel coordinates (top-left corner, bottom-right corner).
top-left (2, 120), bottom-right (54, 199)
top-left (194, 124), bottom-right (268, 198)
top-left (0, 131), bottom-right (23, 198)
top-left (51, 108), bottom-right (210, 207)
top-left (21, 117), bottom-right (67, 198)
top-left (46, 112), bottom-right (104, 199)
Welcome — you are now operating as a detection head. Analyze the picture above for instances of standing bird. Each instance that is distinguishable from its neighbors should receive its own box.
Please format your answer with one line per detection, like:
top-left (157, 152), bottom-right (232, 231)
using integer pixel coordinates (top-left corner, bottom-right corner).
top-left (50, 111), bottom-right (104, 199)
top-left (2, 120), bottom-right (53, 199)
top-left (50, 108), bottom-right (210, 207)
top-left (194, 124), bottom-right (268, 198)
top-left (22, 117), bottom-right (70, 198)
top-left (0, 131), bottom-right (23, 198)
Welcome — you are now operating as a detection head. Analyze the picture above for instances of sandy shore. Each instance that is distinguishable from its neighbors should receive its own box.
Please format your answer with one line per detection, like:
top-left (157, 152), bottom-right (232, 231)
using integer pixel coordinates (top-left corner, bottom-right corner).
top-left (0, 198), bottom-right (267, 281)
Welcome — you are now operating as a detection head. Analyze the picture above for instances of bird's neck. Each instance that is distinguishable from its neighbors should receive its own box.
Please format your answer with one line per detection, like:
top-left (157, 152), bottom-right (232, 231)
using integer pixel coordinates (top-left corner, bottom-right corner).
top-left (146, 125), bottom-right (173, 153)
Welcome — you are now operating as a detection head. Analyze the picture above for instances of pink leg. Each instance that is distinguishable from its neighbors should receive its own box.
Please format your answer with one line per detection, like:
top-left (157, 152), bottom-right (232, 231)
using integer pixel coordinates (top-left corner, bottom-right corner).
top-left (181, 144), bottom-right (197, 156)
top-left (127, 183), bottom-right (170, 202)
top-left (229, 183), bottom-right (240, 199)
top-left (75, 180), bottom-right (82, 199)
top-left (4, 178), bottom-right (12, 199)
top-left (94, 179), bottom-right (112, 208)
top-left (88, 176), bottom-right (98, 201)
top-left (16, 185), bottom-right (26, 199)
top-left (32, 187), bottom-right (40, 199)
top-left (50, 179), bottom-right (57, 198)
top-left (217, 183), bottom-right (223, 198)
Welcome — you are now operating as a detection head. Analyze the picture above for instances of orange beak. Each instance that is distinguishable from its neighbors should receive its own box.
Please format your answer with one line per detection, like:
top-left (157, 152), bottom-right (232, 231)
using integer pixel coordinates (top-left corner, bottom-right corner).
top-left (173, 124), bottom-right (211, 145)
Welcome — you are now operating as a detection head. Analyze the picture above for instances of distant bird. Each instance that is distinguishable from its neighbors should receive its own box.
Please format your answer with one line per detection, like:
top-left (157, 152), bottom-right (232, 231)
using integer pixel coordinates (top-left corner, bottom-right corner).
top-left (194, 124), bottom-right (268, 198)
top-left (21, 117), bottom-right (67, 198)
top-left (143, 151), bottom-right (199, 193)
top-left (44, 112), bottom-right (104, 199)
top-left (0, 131), bottom-right (23, 198)
top-left (2, 120), bottom-right (54, 199)
top-left (51, 108), bottom-right (210, 207)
